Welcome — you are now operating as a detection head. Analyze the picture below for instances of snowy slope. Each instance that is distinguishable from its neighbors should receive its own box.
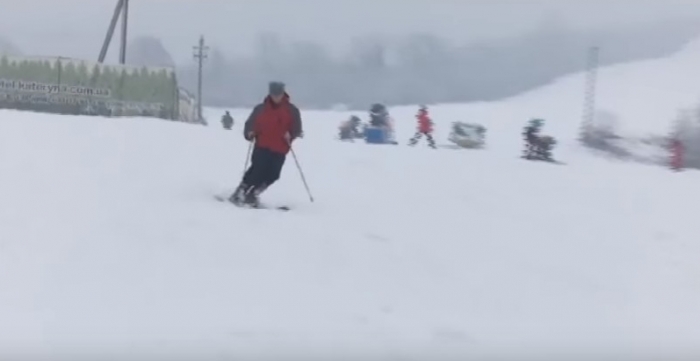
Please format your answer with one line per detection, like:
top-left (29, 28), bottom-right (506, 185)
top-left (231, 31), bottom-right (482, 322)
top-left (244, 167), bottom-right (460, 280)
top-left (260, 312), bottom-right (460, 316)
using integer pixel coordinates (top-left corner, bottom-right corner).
top-left (412, 36), bottom-right (700, 140)
top-left (1, 41), bottom-right (700, 359)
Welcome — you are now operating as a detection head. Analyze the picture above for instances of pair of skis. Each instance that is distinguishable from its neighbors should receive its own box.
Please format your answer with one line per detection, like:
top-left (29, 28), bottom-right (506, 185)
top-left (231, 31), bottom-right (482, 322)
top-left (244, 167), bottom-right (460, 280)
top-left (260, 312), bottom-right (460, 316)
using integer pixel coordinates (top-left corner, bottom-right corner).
top-left (520, 155), bottom-right (566, 165)
top-left (214, 194), bottom-right (291, 211)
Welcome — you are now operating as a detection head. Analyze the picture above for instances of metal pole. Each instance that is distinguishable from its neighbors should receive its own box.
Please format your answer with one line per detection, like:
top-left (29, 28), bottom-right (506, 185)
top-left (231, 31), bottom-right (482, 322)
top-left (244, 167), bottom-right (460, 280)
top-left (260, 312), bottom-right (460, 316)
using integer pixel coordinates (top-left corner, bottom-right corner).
top-left (197, 37), bottom-right (203, 121)
top-left (581, 46), bottom-right (599, 134)
top-left (98, 0), bottom-right (125, 63)
top-left (119, 0), bottom-right (129, 64)
top-left (56, 57), bottom-right (62, 91)
top-left (193, 35), bottom-right (208, 123)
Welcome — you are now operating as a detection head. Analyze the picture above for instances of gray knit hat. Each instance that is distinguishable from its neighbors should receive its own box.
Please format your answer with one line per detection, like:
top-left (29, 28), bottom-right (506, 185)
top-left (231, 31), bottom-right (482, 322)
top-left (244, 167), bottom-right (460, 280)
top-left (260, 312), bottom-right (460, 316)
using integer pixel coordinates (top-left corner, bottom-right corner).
top-left (268, 81), bottom-right (285, 96)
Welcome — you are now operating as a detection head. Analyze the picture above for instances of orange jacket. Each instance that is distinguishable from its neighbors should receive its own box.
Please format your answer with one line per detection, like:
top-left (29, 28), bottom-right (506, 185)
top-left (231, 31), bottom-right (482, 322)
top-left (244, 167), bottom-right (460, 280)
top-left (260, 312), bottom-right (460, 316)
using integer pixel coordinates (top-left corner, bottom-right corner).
top-left (417, 109), bottom-right (432, 133)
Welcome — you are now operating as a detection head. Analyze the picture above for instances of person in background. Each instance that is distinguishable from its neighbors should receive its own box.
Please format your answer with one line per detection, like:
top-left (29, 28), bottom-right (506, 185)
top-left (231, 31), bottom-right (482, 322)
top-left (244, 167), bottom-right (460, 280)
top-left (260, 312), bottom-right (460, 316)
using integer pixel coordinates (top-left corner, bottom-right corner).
top-left (408, 105), bottom-right (436, 149)
top-left (221, 111), bottom-right (234, 130)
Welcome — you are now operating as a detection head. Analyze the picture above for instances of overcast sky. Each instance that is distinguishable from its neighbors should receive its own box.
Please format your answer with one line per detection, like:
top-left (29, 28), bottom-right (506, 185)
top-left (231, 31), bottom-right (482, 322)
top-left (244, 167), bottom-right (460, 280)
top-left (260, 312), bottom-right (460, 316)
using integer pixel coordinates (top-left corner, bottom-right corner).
top-left (1, 0), bottom-right (699, 64)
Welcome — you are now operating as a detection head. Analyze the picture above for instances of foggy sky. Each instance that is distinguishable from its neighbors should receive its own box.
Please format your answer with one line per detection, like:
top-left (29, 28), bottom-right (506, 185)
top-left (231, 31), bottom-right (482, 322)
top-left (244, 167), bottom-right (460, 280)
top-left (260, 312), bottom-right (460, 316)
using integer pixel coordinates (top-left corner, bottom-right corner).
top-left (1, 0), bottom-right (700, 65)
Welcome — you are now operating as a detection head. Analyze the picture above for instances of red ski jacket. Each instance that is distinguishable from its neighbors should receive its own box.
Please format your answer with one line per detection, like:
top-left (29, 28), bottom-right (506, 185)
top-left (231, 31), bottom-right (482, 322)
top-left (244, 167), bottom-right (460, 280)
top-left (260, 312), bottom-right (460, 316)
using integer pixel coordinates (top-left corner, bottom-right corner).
top-left (671, 138), bottom-right (684, 170)
top-left (243, 93), bottom-right (302, 155)
top-left (417, 110), bottom-right (432, 133)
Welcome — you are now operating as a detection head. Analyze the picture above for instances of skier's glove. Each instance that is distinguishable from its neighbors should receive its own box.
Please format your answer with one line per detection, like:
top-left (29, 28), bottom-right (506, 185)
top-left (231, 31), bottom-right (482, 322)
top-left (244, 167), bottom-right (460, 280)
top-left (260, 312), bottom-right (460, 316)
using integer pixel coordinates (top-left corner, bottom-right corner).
top-left (284, 132), bottom-right (291, 143)
top-left (246, 132), bottom-right (256, 141)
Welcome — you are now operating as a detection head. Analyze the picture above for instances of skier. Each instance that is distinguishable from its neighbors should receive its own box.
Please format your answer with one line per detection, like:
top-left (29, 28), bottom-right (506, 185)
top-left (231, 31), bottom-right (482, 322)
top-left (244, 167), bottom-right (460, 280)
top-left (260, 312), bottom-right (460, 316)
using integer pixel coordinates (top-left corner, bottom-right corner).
top-left (338, 115), bottom-right (363, 140)
top-left (408, 105), bottom-right (436, 148)
top-left (369, 103), bottom-right (389, 127)
top-left (448, 122), bottom-right (486, 149)
top-left (670, 137), bottom-right (684, 171)
top-left (522, 118), bottom-right (555, 161)
top-left (221, 111), bottom-right (234, 130)
top-left (365, 103), bottom-right (399, 144)
top-left (228, 81), bottom-right (303, 207)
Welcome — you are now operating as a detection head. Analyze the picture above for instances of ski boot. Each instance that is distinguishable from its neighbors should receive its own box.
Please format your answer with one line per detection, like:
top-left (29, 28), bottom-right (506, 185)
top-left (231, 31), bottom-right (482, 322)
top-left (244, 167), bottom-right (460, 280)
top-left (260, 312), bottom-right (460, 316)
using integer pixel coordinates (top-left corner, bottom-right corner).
top-left (228, 183), bottom-right (252, 205)
top-left (242, 184), bottom-right (268, 208)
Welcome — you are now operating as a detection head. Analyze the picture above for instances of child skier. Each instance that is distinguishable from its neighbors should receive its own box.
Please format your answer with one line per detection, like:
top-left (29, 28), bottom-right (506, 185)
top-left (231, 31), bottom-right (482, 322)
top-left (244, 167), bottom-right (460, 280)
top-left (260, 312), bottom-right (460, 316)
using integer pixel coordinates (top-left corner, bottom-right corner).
top-left (369, 103), bottom-right (389, 127)
top-left (408, 105), bottom-right (436, 149)
top-left (338, 115), bottom-right (363, 140)
top-left (522, 118), bottom-right (556, 161)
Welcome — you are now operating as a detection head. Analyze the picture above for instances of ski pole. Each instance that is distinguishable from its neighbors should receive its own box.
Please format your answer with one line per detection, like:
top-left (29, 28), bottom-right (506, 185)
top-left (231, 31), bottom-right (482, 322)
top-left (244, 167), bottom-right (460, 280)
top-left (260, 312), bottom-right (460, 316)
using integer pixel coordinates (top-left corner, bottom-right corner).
top-left (288, 143), bottom-right (314, 203)
top-left (242, 139), bottom-right (253, 178)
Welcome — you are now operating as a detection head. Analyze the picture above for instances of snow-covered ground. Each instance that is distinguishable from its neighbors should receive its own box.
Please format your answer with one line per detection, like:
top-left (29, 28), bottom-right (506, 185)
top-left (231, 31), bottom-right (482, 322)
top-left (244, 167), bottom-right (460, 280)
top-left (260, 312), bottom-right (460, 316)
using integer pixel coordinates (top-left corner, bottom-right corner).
top-left (1, 39), bottom-right (700, 360)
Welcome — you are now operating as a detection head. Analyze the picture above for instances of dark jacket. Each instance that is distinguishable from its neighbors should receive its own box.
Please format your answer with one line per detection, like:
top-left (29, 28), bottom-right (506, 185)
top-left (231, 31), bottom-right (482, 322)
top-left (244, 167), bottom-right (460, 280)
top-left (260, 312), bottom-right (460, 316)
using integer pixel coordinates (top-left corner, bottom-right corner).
top-left (524, 125), bottom-right (539, 144)
top-left (243, 93), bottom-right (302, 154)
top-left (222, 113), bottom-right (234, 128)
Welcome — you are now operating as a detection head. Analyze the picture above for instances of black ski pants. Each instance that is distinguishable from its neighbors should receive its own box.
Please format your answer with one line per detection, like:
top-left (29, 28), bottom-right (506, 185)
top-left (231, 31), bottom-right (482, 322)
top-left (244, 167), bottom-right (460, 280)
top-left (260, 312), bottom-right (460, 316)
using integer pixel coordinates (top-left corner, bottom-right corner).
top-left (409, 131), bottom-right (436, 148)
top-left (242, 146), bottom-right (286, 189)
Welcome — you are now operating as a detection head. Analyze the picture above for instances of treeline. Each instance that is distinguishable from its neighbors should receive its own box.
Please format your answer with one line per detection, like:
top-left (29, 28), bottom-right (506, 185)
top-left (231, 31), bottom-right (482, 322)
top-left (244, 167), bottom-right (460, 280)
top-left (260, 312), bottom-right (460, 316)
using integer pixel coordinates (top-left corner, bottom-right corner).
top-left (0, 36), bottom-right (21, 56)
top-left (174, 18), bottom-right (700, 110)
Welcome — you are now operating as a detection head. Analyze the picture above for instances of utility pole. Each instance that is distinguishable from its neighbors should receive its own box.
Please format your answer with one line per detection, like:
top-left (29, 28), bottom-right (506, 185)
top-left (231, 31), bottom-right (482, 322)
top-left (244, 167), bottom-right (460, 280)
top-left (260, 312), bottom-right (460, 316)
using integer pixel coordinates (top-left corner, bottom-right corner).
top-left (98, 0), bottom-right (129, 64)
top-left (56, 57), bottom-right (63, 91)
top-left (119, 0), bottom-right (129, 64)
top-left (580, 46), bottom-right (600, 140)
top-left (193, 35), bottom-right (209, 123)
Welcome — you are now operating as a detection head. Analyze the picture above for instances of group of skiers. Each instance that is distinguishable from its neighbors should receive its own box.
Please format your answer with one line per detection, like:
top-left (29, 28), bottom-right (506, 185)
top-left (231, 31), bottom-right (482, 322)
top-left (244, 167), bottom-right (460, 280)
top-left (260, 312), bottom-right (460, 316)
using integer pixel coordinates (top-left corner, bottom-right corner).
top-left (338, 103), bottom-right (437, 149)
top-left (220, 83), bottom-right (443, 208)
top-left (336, 105), bottom-right (558, 161)
top-left (219, 81), bottom-right (562, 208)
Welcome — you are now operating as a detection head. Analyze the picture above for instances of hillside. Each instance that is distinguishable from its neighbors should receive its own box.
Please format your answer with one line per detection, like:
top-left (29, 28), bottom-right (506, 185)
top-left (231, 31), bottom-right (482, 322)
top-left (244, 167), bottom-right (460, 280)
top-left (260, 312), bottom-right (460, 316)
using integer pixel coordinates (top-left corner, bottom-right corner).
top-left (2, 38), bottom-right (700, 359)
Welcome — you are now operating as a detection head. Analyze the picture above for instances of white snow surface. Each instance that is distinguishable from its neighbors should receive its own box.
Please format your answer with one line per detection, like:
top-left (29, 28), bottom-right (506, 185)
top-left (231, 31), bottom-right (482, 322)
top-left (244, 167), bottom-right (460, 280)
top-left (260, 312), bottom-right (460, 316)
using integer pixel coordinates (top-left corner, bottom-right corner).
top-left (2, 41), bottom-right (700, 360)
